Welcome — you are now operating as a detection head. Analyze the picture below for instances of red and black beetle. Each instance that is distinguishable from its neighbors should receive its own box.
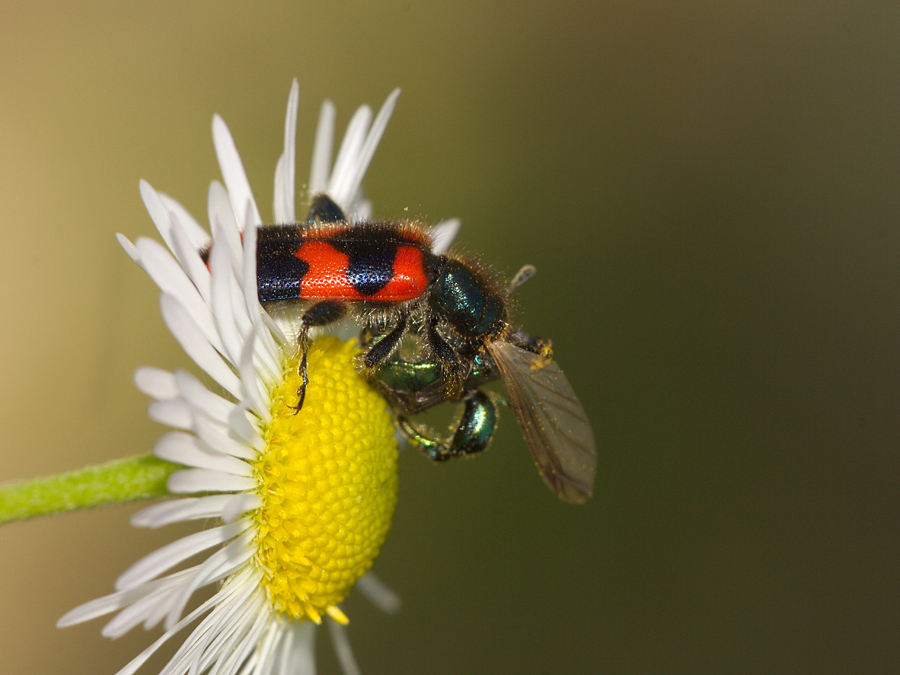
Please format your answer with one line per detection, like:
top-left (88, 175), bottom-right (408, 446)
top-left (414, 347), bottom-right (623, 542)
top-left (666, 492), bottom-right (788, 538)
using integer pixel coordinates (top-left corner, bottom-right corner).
top-left (204, 193), bottom-right (596, 502)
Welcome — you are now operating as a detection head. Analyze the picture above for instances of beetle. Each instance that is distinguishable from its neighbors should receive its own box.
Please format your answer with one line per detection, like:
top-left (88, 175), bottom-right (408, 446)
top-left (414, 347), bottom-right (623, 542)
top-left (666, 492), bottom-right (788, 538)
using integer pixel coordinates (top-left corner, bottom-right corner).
top-left (248, 193), bottom-right (507, 411)
top-left (209, 192), bottom-right (597, 502)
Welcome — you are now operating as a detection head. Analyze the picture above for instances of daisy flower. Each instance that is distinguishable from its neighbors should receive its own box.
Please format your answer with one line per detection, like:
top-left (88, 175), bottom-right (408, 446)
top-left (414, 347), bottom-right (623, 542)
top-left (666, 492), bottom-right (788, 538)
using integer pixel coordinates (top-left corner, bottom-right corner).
top-left (57, 80), bottom-right (458, 675)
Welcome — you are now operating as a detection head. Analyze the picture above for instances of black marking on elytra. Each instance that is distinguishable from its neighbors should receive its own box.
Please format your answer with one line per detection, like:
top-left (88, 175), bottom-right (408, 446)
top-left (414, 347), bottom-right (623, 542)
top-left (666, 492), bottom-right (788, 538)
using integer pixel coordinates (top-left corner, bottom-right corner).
top-left (326, 230), bottom-right (399, 297)
top-left (346, 245), bottom-right (396, 296)
top-left (257, 225), bottom-right (310, 302)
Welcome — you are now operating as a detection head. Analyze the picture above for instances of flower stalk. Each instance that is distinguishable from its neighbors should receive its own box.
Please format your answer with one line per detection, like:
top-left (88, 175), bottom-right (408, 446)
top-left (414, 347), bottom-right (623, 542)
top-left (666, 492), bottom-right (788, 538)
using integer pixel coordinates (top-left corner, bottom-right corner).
top-left (0, 455), bottom-right (179, 525)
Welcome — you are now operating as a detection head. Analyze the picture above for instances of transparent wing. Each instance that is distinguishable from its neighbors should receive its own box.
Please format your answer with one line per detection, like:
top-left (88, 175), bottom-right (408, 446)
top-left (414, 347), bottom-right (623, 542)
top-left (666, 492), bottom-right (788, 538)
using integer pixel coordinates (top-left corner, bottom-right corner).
top-left (487, 340), bottom-right (597, 503)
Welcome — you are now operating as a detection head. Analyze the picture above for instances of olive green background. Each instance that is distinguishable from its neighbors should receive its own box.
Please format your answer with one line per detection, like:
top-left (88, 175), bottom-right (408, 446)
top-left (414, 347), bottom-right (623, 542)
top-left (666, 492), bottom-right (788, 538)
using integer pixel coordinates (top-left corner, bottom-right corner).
top-left (1, 1), bottom-right (898, 673)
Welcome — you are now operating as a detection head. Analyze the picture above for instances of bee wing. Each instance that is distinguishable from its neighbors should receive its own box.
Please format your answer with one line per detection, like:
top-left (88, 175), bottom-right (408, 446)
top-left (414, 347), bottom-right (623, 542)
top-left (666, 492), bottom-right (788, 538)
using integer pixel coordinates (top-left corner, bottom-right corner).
top-left (487, 340), bottom-right (597, 503)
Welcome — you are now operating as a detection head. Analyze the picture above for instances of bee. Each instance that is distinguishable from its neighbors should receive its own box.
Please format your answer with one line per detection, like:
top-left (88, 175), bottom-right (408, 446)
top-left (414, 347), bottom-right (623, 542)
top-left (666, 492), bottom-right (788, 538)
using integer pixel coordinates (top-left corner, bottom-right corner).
top-left (366, 313), bottom-right (597, 504)
top-left (218, 192), bottom-right (597, 502)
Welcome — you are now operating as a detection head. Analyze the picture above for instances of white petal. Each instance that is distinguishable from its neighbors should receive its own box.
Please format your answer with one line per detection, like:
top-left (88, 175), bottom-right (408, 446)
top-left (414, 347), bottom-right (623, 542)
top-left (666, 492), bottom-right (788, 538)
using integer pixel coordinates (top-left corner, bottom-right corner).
top-left (217, 604), bottom-right (270, 675)
top-left (164, 531), bottom-right (255, 630)
top-left (242, 224), bottom-right (282, 385)
top-left (355, 572), bottom-right (401, 614)
top-left (160, 294), bottom-right (242, 398)
top-left (137, 238), bottom-right (225, 353)
top-left (240, 218), bottom-right (261, 318)
top-left (154, 432), bottom-right (252, 477)
top-left (429, 217), bottom-right (461, 255)
top-left (148, 400), bottom-right (194, 429)
top-left (328, 104), bottom-right (371, 206)
top-left (175, 369), bottom-right (236, 425)
top-left (168, 572), bottom-right (263, 675)
top-left (209, 180), bottom-right (245, 279)
top-left (187, 590), bottom-right (265, 675)
top-left (229, 270), bottom-right (254, 346)
top-left (251, 622), bottom-right (287, 675)
top-left (134, 367), bottom-right (178, 400)
top-left (207, 179), bottom-right (235, 239)
top-left (140, 180), bottom-right (179, 253)
top-left (212, 115), bottom-right (262, 228)
top-left (209, 225), bottom-right (244, 365)
top-left (167, 469), bottom-right (256, 494)
top-left (193, 414), bottom-right (257, 461)
top-left (115, 521), bottom-right (246, 591)
top-left (273, 626), bottom-right (295, 675)
top-left (353, 199), bottom-right (373, 222)
top-left (282, 623), bottom-right (317, 675)
top-left (57, 575), bottom-right (180, 628)
top-left (310, 100), bottom-right (336, 195)
top-left (158, 191), bottom-right (212, 251)
top-left (58, 595), bottom-right (122, 628)
top-left (261, 307), bottom-right (289, 347)
top-left (104, 591), bottom-right (173, 637)
top-left (339, 89), bottom-right (400, 210)
top-left (221, 493), bottom-right (262, 522)
top-left (117, 233), bottom-right (140, 262)
top-left (238, 325), bottom-right (269, 415)
top-left (102, 571), bottom-right (196, 637)
top-left (131, 495), bottom-right (234, 528)
top-left (169, 222), bottom-right (213, 305)
top-left (327, 619), bottom-right (361, 675)
top-left (274, 80), bottom-right (299, 224)
top-left (110, 577), bottom-right (254, 675)
top-left (227, 404), bottom-right (266, 452)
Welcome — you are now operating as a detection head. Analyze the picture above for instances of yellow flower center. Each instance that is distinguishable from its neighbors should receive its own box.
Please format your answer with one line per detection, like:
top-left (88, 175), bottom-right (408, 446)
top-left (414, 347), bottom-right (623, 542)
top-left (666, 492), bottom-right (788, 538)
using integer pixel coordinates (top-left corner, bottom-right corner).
top-left (253, 337), bottom-right (398, 625)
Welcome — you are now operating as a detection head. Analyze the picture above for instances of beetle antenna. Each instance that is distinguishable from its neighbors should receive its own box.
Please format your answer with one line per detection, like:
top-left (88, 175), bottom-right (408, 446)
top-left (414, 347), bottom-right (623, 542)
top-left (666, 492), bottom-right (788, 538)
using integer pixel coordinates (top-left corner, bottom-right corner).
top-left (508, 265), bottom-right (536, 294)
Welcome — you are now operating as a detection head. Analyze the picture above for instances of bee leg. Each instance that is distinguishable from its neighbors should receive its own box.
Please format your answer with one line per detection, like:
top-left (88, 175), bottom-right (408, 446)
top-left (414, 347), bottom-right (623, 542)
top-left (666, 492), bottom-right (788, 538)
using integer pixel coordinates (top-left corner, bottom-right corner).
top-left (363, 313), bottom-right (408, 371)
top-left (290, 300), bottom-right (347, 413)
top-left (398, 390), bottom-right (497, 461)
top-left (424, 317), bottom-right (463, 398)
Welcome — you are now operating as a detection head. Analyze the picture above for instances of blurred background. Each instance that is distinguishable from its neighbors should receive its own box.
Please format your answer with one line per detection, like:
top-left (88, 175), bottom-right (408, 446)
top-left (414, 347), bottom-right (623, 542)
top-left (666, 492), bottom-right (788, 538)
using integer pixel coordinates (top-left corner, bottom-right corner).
top-left (1, 1), bottom-right (899, 673)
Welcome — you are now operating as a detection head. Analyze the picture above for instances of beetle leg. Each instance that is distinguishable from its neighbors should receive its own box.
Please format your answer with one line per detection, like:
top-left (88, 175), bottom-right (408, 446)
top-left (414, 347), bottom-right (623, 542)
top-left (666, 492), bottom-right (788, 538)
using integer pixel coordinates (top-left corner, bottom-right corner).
top-left (290, 300), bottom-right (347, 413)
top-left (398, 389), bottom-right (497, 461)
top-left (363, 313), bottom-right (408, 371)
top-left (293, 326), bottom-right (312, 413)
top-left (424, 317), bottom-right (463, 398)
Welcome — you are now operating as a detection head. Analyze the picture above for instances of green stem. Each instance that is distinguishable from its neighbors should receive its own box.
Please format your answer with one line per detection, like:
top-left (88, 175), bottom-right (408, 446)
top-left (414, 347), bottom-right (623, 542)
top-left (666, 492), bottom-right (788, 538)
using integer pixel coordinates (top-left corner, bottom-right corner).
top-left (0, 454), bottom-right (180, 525)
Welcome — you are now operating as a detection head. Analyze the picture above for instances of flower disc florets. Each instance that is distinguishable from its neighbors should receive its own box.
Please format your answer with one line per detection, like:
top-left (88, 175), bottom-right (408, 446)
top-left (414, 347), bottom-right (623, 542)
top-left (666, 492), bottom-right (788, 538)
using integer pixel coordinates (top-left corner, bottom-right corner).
top-left (254, 337), bottom-right (398, 625)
